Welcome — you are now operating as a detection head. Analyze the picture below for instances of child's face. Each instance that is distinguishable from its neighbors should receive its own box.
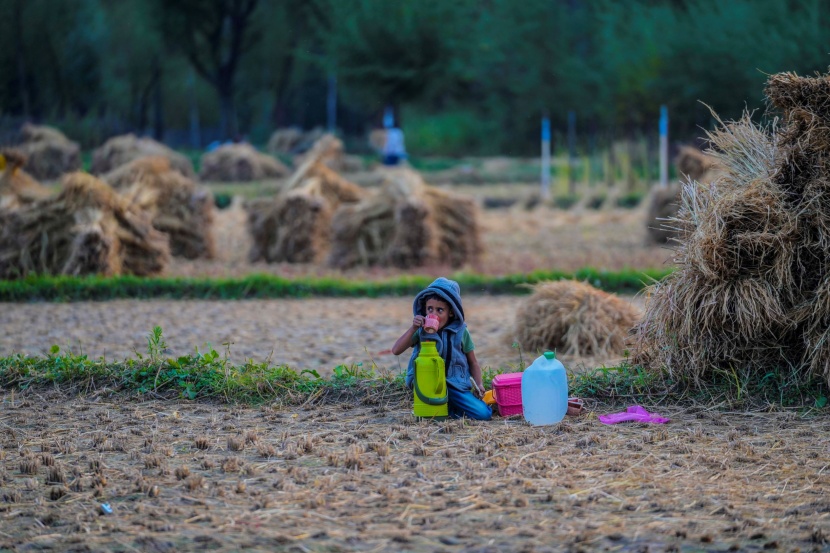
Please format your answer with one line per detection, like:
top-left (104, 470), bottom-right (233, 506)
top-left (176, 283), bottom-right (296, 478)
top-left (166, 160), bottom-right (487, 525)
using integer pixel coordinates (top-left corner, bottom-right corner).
top-left (425, 298), bottom-right (453, 330)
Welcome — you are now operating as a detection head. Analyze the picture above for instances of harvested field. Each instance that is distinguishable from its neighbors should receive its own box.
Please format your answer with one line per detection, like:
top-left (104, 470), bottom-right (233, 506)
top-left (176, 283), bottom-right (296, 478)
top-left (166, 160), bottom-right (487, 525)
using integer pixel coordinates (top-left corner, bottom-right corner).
top-left (170, 186), bottom-right (673, 280)
top-left (0, 390), bottom-right (827, 552)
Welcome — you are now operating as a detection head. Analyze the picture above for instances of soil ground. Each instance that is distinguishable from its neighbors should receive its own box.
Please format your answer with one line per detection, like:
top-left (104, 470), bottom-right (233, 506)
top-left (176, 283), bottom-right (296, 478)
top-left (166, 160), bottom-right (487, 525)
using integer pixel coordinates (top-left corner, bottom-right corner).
top-left (7, 185), bottom-right (824, 552)
top-left (0, 391), bottom-right (828, 552)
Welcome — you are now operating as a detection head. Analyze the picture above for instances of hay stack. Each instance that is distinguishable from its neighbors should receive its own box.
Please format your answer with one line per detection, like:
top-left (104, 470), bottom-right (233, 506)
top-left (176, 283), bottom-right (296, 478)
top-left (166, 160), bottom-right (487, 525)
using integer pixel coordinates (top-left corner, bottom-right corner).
top-left (0, 172), bottom-right (169, 279)
top-left (267, 127), bottom-right (304, 154)
top-left (199, 143), bottom-right (289, 182)
top-left (292, 134), bottom-right (364, 173)
top-left (16, 123), bottom-right (81, 180)
top-left (632, 70), bottom-right (830, 390)
top-left (512, 280), bottom-right (640, 358)
top-left (0, 150), bottom-right (52, 210)
top-left (675, 145), bottom-right (718, 182)
top-left (103, 157), bottom-right (215, 259)
top-left (246, 138), bottom-right (368, 263)
top-left (644, 183), bottom-right (682, 244)
top-left (91, 134), bottom-right (195, 177)
top-left (328, 168), bottom-right (482, 269)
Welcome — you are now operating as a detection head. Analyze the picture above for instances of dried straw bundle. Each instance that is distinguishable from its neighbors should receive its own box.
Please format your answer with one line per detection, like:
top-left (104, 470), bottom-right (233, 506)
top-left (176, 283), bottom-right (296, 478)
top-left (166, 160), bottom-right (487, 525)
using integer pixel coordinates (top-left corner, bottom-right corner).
top-left (199, 143), bottom-right (289, 182)
top-left (0, 172), bottom-right (169, 279)
top-left (328, 168), bottom-right (482, 269)
top-left (17, 123), bottom-right (81, 180)
top-left (246, 142), bottom-right (367, 263)
top-left (267, 127), bottom-right (304, 154)
top-left (644, 184), bottom-right (682, 244)
top-left (675, 145), bottom-right (717, 182)
top-left (0, 150), bottom-right (51, 210)
top-left (633, 71), bottom-right (830, 389)
top-left (105, 157), bottom-right (216, 259)
top-left (292, 135), bottom-right (364, 173)
top-left (91, 134), bottom-right (194, 177)
top-left (512, 280), bottom-right (641, 358)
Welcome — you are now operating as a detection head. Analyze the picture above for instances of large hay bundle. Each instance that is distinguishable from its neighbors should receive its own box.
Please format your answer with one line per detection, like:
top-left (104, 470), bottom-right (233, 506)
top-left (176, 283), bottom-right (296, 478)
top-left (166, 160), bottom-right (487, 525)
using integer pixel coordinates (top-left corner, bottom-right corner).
top-left (675, 145), bottom-right (718, 182)
top-left (644, 183), bottom-right (682, 244)
top-left (246, 140), bottom-right (367, 263)
top-left (633, 70), bottom-right (830, 390)
top-left (0, 150), bottom-right (52, 210)
top-left (104, 157), bottom-right (215, 259)
top-left (292, 135), bottom-right (364, 173)
top-left (512, 280), bottom-right (641, 358)
top-left (17, 123), bottom-right (81, 180)
top-left (328, 168), bottom-right (482, 269)
top-left (267, 127), bottom-right (304, 154)
top-left (199, 143), bottom-right (289, 182)
top-left (0, 172), bottom-right (169, 279)
top-left (266, 127), bottom-right (325, 155)
top-left (91, 134), bottom-right (195, 177)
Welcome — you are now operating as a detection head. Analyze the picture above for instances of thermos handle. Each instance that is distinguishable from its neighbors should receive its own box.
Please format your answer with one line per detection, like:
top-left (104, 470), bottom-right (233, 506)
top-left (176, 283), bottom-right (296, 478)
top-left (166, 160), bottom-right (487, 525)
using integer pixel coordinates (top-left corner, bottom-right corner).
top-left (433, 358), bottom-right (445, 396)
top-left (413, 357), bottom-right (448, 406)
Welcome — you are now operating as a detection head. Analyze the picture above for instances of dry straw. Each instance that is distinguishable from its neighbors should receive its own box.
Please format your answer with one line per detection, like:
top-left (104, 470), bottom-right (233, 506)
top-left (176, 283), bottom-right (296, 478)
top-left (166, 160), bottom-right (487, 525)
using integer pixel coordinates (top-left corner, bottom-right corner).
top-left (328, 167), bottom-right (482, 269)
top-left (511, 280), bottom-right (641, 358)
top-left (247, 135), bottom-right (367, 263)
top-left (90, 134), bottom-right (195, 177)
top-left (17, 123), bottom-right (81, 180)
top-left (0, 149), bottom-right (52, 211)
top-left (199, 143), bottom-right (290, 182)
top-left (633, 70), bottom-right (830, 390)
top-left (103, 156), bottom-right (216, 259)
top-left (0, 172), bottom-right (169, 278)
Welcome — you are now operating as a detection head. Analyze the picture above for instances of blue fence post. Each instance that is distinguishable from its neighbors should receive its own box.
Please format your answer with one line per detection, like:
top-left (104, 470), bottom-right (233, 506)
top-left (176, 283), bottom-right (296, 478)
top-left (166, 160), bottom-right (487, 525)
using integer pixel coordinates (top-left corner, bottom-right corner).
top-left (541, 115), bottom-right (551, 201)
top-left (659, 105), bottom-right (669, 188)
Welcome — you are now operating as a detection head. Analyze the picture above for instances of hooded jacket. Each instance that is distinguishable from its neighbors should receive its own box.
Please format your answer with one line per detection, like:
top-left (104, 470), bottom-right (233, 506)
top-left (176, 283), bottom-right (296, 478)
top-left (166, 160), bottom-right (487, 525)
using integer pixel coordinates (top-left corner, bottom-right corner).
top-left (405, 277), bottom-right (471, 392)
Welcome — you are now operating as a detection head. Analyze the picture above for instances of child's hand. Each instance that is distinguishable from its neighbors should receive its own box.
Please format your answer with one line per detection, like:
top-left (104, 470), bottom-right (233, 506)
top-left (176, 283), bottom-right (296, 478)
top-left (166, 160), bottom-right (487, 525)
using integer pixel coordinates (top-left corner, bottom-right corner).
top-left (412, 315), bottom-right (425, 329)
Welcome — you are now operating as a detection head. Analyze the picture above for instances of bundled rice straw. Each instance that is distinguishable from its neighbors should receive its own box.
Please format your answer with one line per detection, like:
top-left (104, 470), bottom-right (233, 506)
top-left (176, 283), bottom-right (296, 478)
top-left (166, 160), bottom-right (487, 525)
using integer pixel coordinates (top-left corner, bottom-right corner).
top-left (675, 145), bottom-right (718, 182)
top-left (104, 157), bottom-right (215, 259)
top-left (91, 134), bottom-right (195, 177)
top-left (247, 137), bottom-right (368, 263)
top-left (16, 123), bottom-right (81, 180)
top-left (633, 70), bottom-right (830, 390)
top-left (0, 172), bottom-right (169, 278)
top-left (512, 280), bottom-right (641, 358)
top-left (644, 183), bottom-right (682, 244)
top-left (267, 127), bottom-right (304, 154)
top-left (328, 168), bottom-right (482, 269)
top-left (0, 150), bottom-right (51, 210)
top-left (292, 135), bottom-right (365, 173)
top-left (199, 143), bottom-right (289, 182)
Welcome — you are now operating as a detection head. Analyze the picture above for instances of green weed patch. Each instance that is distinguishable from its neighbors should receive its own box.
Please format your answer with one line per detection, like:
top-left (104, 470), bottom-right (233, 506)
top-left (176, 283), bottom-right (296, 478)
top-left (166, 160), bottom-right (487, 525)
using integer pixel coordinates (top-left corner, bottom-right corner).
top-left (0, 268), bottom-right (673, 302)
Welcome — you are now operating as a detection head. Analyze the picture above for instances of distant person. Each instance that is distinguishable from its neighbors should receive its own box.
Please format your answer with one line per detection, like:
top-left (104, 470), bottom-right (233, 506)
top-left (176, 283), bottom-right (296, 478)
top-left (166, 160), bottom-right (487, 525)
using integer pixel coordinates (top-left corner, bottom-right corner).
top-left (380, 106), bottom-right (407, 166)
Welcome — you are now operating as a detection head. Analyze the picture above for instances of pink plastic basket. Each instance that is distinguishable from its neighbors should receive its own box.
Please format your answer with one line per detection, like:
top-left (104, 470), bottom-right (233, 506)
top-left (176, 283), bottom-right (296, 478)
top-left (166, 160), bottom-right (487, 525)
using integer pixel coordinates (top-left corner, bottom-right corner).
top-left (491, 372), bottom-right (523, 416)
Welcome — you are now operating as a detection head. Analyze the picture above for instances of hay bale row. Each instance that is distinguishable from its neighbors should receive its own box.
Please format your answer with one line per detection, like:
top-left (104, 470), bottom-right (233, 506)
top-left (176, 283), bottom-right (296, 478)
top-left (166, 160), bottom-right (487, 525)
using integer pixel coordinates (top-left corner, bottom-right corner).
top-left (91, 134), bottom-right (195, 178)
top-left (511, 280), bottom-right (641, 358)
top-left (0, 173), bottom-right (169, 279)
top-left (103, 157), bottom-right (215, 259)
top-left (0, 150), bottom-right (51, 210)
top-left (247, 137), bottom-right (367, 263)
top-left (328, 168), bottom-right (482, 270)
top-left (633, 70), bottom-right (830, 389)
top-left (675, 145), bottom-right (718, 182)
top-left (199, 143), bottom-right (289, 182)
top-left (16, 123), bottom-right (81, 180)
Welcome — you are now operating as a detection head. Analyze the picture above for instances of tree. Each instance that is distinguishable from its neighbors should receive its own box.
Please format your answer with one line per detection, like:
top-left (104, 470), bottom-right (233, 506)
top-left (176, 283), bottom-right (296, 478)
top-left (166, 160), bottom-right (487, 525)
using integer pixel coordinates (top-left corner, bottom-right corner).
top-left (311, 0), bottom-right (472, 122)
top-left (156, 0), bottom-right (262, 139)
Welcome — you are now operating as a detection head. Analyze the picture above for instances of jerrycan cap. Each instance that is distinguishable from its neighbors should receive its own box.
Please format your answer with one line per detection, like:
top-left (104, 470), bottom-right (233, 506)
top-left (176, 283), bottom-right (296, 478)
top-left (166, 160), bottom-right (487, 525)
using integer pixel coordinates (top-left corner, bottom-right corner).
top-left (543, 351), bottom-right (556, 360)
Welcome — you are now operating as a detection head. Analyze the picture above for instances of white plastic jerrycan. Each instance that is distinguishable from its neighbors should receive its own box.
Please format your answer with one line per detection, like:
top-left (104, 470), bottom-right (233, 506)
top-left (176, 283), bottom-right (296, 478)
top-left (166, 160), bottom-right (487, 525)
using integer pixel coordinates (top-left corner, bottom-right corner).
top-left (521, 351), bottom-right (568, 426)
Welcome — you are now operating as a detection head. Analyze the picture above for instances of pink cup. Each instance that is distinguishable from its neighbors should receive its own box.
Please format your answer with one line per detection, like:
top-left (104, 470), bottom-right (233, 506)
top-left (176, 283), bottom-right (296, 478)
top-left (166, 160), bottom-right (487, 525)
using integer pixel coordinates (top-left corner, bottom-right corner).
top-left (424, 314), bottom-right (440, 333)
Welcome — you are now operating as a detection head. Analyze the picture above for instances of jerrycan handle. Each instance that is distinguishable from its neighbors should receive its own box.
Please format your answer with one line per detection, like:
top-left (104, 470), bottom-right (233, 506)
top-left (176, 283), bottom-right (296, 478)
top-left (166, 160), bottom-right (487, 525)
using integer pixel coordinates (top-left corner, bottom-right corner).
top-left (413, 356), bottom-right (448, 406)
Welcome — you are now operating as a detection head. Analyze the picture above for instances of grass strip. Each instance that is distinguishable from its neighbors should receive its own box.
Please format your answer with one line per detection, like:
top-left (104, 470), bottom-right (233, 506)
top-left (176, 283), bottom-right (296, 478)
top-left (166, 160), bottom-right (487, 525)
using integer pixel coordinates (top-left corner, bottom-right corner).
top-left (1, 347), bottom-right (825, 410)
top-left (0, 267), bottom-right (673, 302)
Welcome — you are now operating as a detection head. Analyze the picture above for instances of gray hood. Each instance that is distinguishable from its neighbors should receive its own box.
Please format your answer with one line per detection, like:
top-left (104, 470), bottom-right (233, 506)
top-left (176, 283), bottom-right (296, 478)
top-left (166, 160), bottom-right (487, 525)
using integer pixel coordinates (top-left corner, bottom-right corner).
top-left (412, 277), bottom-right (464, 323)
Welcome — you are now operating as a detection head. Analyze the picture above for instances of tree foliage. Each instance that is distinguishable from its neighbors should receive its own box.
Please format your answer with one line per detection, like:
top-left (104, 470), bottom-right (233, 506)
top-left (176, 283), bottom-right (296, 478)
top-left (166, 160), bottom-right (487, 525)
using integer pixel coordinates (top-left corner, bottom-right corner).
top-left (3, 0), bottom-right (830, 153)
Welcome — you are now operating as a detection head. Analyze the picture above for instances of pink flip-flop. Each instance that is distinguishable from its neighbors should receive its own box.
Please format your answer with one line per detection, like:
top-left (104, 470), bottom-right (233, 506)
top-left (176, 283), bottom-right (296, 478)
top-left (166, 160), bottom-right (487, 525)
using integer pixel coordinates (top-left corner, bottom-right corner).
top-left (598, 405), bottom-right (670, 425)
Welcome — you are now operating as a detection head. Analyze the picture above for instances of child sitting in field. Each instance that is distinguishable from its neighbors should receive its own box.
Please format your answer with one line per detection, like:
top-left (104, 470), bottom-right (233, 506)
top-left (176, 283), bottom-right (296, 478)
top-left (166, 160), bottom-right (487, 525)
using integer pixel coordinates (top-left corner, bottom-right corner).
top-left (391, 277), bottom-right (492, 420)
